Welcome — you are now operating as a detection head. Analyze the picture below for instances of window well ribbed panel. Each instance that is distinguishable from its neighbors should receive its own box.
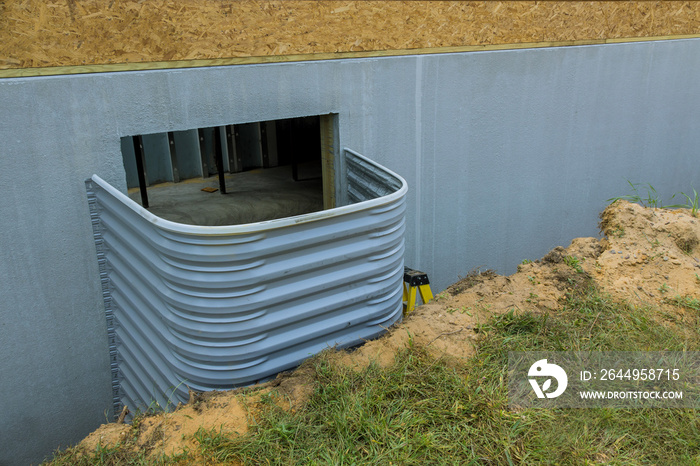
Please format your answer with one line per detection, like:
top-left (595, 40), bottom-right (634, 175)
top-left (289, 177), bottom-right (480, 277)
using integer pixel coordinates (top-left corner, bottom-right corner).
top-left (86, 149), bottom-right (407, 416)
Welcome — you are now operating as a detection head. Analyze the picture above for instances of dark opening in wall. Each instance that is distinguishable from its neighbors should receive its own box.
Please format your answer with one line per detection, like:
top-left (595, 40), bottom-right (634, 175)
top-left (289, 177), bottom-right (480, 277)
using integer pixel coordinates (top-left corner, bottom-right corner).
top-left (120, 115), bottom-right (336, 226)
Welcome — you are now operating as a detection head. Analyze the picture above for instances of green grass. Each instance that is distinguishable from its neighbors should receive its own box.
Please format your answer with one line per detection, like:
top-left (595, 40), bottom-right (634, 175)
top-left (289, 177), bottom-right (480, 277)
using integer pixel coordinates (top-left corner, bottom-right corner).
top-left (607, 181), bottom-right (666, 208)
top-left (192, 285), bottom-right (700, 465)
top-left (666, 295), bottom-right (700, 312)
top-left (608, 180), bottom-right (699, 217)
top-left (676, 188), bottom-right (700, 217)
top-left (46, 285), bottom-right (700, 465)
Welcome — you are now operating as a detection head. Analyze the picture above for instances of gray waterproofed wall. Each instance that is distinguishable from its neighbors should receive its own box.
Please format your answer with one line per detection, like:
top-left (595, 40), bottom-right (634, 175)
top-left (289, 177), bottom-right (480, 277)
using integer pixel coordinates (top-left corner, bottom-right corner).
top-left (1, 39), bottom-right (699, 465)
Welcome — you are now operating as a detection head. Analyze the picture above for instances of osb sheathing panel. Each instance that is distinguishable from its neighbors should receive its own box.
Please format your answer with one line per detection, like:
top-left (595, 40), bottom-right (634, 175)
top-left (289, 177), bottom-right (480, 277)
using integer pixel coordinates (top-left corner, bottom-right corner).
top-left (1, 1), bottom-right (699, 70)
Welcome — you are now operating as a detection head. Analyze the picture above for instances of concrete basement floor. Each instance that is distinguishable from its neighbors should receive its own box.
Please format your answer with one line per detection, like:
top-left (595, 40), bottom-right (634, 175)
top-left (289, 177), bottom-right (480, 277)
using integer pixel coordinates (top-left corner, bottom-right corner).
top-left (128, 163), bottom-right (324, 226)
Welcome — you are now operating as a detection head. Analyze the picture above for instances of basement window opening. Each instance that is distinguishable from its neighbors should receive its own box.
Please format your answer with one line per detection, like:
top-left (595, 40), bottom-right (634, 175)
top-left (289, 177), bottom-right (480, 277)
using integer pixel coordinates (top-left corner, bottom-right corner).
top-left (120, 115), bottom-right (336, 226)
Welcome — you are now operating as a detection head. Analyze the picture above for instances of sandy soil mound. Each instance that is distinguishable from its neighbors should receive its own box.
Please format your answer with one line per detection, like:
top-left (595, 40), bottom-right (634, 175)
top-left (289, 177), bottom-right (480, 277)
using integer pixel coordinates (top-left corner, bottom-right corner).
top-left (597, 200), bottom-right (700, 305)
top-left (76, 200), bottom-right (700, 461)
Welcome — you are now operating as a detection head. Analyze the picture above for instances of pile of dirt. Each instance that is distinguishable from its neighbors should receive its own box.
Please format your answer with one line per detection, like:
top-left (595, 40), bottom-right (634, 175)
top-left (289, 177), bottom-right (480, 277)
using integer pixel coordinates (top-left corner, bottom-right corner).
top-left (76, 200), bottom-right (700, 461)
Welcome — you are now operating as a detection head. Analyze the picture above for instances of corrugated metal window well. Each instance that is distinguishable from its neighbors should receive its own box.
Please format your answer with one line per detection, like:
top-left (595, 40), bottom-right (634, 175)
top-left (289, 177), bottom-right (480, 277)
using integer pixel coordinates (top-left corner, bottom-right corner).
top-left (87, 132), bottom-right (407, 418)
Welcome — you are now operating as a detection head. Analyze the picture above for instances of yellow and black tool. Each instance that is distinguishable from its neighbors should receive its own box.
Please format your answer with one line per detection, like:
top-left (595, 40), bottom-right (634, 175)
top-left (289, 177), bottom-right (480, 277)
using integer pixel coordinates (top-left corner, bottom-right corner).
top-left (402, 266), bottom-right (434, 314)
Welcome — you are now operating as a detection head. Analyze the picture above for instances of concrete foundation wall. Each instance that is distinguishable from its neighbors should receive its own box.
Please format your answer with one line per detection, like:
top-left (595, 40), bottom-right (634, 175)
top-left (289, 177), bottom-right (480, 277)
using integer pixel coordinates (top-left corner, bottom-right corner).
top-left (1, 39), bottom-right (699, 464)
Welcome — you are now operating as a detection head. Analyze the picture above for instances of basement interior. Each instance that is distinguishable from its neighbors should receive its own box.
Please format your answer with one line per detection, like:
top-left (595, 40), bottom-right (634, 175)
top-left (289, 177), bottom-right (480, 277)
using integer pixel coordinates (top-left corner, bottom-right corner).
top-left (122, 115), bottom-right (326, 226)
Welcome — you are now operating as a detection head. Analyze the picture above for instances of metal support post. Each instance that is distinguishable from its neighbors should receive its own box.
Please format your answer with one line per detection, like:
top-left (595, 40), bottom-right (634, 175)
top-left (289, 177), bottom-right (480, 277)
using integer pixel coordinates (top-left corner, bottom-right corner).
top-left (132, 135), bottom-right (149, 208)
